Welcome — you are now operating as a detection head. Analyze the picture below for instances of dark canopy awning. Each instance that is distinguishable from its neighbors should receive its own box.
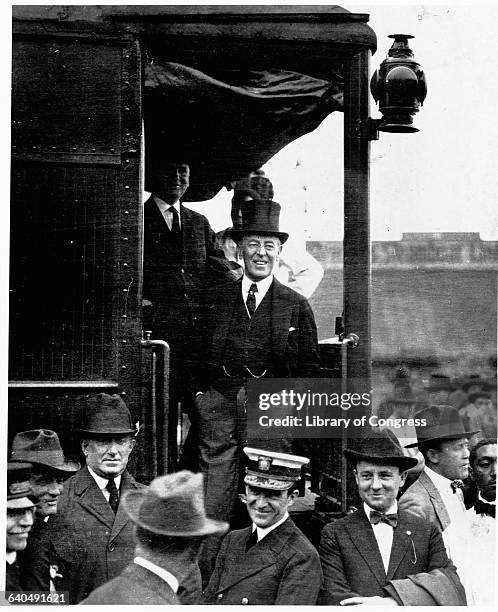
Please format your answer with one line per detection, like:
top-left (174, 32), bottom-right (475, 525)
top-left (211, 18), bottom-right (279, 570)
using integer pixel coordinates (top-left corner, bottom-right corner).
top-left (144, 62), bottom-right (343, 201)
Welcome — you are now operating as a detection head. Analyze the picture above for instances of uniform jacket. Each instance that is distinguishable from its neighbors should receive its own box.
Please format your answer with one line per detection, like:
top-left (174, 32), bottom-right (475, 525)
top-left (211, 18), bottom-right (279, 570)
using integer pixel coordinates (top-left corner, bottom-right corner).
top-left (318, 507), bottom-right (466, 606)
top-left (204, 518), bottom-right (322, 605)
top-left (196, 277), bottom-right (320, 389)
top-left (45, 467), bottom-right (144, 603)
top-left (398, 470), bottom-right (451, 531)
top-left (80, 562), bottom-right (179, 605)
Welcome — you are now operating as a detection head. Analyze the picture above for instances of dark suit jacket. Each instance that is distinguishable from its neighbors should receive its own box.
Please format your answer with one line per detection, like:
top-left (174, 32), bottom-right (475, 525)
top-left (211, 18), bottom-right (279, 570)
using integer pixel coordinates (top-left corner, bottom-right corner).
top-left (204, 518), bottom-right (322, 605)
top-left (143, 197), bottom-right (231, 334)
top-left (318, 507), bottom-right (466, 605)
top-left (398, 470), bottom-right (451, 531)
top-left (43, 467), bottom-right (144, 604)
top-left (196, 277), bottom-right (320, 389)
top-left (18, 517), bottom-right (57, 591)
top-left (80, 562), bottom-right (179, 605)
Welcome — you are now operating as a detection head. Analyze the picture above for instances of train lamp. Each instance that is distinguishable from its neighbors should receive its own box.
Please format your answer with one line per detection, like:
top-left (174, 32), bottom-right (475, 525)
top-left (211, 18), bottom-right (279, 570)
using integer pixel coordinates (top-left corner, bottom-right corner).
top-left (370, 34), bottom-right (427, 133)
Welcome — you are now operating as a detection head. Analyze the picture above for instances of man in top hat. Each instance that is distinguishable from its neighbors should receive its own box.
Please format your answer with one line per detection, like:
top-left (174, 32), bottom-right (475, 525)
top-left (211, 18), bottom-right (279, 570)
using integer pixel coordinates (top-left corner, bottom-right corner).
top-left (6, 462), bottom-right (36, 591)
top-left (318, 430), bottom-right (466, 606)
top-left (204, 448), bottom-right (322, 605)
top-left (399, 405), bottom-right (479, 533)
top-left (441, 438), bottom-right (496, 605)
top-left (81, 471), bottom-right (228, 605)
top-left (41, 393), bottom-right (144, 603)
top-left (216, 172), bottom-right (324, 298)
top-left (143, 160), bottom-right (232, 429)
top-left (192, 198), bottom-right (320, 579)
top-left (9, 429), bottom-right (80, 591)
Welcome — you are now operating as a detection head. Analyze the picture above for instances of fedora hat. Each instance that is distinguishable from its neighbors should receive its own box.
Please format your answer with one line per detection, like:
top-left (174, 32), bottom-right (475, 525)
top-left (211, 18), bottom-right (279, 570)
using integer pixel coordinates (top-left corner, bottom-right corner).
top-left (7, 462), bottom-right (36, 510)
top-left (79, 393), bottom-right (136, 436)
top-left (344, 429), bottom-right (418, 471)
top-left (10, 430), bottom-right (80, 474)
top-left (122, 471), bottom-right (228, 537)
top-left (228, 200), bottom-right (288, 244)
top-left (243, 447), bottom-right (309, 491)
top-left (405, 405), bottom-right (480, 448)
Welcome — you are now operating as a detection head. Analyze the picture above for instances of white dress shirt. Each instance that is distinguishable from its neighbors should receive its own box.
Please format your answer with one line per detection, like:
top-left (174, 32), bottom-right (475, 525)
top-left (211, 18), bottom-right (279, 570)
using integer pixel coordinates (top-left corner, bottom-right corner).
top-left (241, 274), bottom-right (273, 316)
top-left (252, 511), bottom-right (289, 542)
top-left (153, 196), bottom-right (181, 230)
top-left (87, 466), bottom-right (122, 503)
top-left (424, 466), bottom-right (467, 526)
top-left (6, 552), bottom-right (16, 565)
top-left (134, 556), bottom-right (179, 593)
top-left (364, 501), bottom-right (397, 573)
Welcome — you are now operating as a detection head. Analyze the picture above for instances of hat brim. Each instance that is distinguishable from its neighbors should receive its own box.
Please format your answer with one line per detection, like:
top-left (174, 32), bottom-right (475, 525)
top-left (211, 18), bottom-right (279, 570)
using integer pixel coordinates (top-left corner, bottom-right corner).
top-left (78, 428), bottom-right (137, 436)
top-left (7, 496), bottom-right (36, 510)
top-left (10, 458), bottom-right (80, 474)
top-left (405, 430), bottom-right (480, 448)
top-left (121, 490), bottom-right (229, 538)
top-left (343, 449), bottom-right (418, 471)
top-left (229, 228), bottom-right (289, 245)
top-left (244, 473), bottom-right (296, 491)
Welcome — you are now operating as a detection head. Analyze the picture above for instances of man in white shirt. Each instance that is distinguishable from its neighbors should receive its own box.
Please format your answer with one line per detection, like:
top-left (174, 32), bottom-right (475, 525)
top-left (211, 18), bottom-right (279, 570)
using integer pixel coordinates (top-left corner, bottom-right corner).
top-left (204, 448), bottom-right (322, 605)
top-left (399, 405), bottom-right (479, 532)
top-left (81, 471), bottom-right (228, 605)
top-left (319, 429), bottom-right (466, 605)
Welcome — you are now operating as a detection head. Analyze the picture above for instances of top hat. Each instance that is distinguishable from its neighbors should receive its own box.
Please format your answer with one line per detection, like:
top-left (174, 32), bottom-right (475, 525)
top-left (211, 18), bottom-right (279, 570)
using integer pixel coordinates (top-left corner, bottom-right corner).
top-left (10, 430), bottom-right (80, 474)
top-left (7, 462), bottom-right (36, 510)
top-left (122, 471), bottom-right (228, 537)
top-left (228, 200), bottom-right (288, 244)
top-left (243, 447), bottom-right (309, 491)
top-left (344, 429), bottom-right (418, 471)
top-left (405, 405), bottom-right (480, 448)
top-left (79, 393), bottom-right (136, 436)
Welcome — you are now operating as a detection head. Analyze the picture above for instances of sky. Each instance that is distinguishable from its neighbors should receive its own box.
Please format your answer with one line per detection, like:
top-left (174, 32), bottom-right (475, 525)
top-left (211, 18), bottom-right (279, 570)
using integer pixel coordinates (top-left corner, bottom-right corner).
top-left (184, 1), bottom-right (498, 243)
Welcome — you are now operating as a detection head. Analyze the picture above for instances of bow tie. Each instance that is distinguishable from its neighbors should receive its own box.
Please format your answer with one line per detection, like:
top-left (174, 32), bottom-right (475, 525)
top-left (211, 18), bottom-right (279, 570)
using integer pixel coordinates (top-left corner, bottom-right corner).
top-left (369, 510), bottom-right (398, 528)
top-left (450, 479), bottom-right (464, 494)
top-left (474, 499), bottom-right (496, 518)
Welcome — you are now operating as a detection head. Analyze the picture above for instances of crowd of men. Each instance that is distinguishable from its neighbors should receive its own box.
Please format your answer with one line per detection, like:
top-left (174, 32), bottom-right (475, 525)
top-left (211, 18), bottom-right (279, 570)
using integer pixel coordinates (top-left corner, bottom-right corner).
top-left (5, 160), bottom-right (496, 604)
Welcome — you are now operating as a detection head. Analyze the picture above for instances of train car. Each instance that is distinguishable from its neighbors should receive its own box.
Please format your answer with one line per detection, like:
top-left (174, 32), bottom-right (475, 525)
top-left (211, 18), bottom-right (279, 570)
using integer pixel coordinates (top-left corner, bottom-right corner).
top-left (9, 5), bottom-right (378, 515)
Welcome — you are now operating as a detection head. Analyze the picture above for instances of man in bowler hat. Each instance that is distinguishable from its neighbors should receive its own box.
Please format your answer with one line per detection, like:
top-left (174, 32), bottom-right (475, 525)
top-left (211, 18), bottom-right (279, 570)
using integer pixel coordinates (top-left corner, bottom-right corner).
top-left (81, 471), bottom-right (228, 605)
top-left (42, 393), bottom-right (144, 603)
top-left (204, 448), bottom-right (322, 605)
top-left (192, 198), bottom-right (320, 579)
top-left (399, 405), bottom-right (479, 533)
top-left (9, 429), bottom-right (79, 591)
top-left (319, 430), bottom-right (466, 605)
top-left (6, 462), bottom-right (36, 592)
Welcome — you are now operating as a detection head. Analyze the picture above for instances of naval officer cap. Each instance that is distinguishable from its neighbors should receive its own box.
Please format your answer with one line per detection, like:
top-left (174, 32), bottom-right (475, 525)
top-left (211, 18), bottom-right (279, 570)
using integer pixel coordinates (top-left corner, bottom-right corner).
top-left (243, 447), bottom-right (309, 491)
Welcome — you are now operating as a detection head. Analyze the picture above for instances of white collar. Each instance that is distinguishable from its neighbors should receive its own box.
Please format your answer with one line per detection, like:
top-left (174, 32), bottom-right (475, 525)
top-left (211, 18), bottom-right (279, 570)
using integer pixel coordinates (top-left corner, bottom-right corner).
top-left (425, 465), bottom-right (455, 491)
top-left (478, 492), bottom-right (496, 506)
top-left (363, 500), bottom-right (398, 518)
top-left (134, 556), bottom-right (179, 593)
top-left (242, 273), bottom-right (273, 295)
top-left (87, 466), bottom-right (122, 492)
top-left (6, 552), bottom-right (16, 565)
top-left (253, 512), bottom-right (289, 541)
top-left (153, 195), bottom-right (181, 214)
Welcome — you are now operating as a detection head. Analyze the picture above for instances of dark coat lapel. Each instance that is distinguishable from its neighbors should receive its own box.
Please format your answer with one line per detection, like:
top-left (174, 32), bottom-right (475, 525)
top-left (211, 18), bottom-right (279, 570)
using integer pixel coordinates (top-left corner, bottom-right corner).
top-left (270, 279), bottom-right (294, 361)
top-left (386, 511), bottom-right (418, 580)
top-left (109, 471), bottom-right (141, 541)
top-left (73, 467), bottom-right (114, 529)
top-left (344, 510), bottom-right (387, 587)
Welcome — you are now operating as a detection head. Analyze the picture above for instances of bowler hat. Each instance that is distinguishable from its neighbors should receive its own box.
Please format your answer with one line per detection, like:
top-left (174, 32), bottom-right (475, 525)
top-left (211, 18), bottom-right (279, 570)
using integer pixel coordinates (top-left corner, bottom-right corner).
top-left (122, 471), bottom-right (228, 537)
top-left (79, 393), bottom-right (136, 436)
top-left (7, 462), bottom-right (36, 510)
top-left (243, 447), bottom-right (309, 491)
top-left (344, 429), bottom-right (418, 471)
top-left (228, 200), bottom-right (288, 244)
top-left (405, 405), bottom-right (479, 448)
top-left (10, 430), bottom-right (80, 474)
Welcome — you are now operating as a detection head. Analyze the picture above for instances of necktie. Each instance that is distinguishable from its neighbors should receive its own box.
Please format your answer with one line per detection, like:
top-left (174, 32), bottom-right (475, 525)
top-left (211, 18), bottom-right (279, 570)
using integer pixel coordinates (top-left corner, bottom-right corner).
top-left (450, 479), bottom-right (464, 493)
top-left (474, 499), bottom-right (496, 518)
top-left (245, 529), bottom-right (258, 552)
top-left (106, 478), bottom-right (119, 514)
top-left (369, 510), bottom-right (398, 528)
top-left (169, 206), bottom-right (180, 238)
top-left (246, 283), bottom-right (257, 317)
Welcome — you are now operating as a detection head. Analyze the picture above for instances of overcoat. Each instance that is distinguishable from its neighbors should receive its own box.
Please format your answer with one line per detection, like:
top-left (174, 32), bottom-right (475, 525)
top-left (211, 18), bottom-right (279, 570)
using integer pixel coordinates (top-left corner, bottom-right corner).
top-left (398, 470), bottom-right (451, 531)
top-left (44, 467), bottom-right (144, 603)
top-left (204, 518), bottom-right (322, 605)
top-left (80, 562), bottom-right (179, 605)
top-left (318, 506), bottom-right (466, 605)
